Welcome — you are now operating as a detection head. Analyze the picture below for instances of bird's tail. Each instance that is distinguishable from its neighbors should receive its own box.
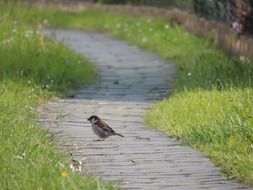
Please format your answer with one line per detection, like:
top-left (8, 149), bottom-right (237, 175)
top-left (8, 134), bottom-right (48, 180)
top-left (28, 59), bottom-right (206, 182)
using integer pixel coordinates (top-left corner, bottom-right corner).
top-left (114, 133), bottom-right (124, 137)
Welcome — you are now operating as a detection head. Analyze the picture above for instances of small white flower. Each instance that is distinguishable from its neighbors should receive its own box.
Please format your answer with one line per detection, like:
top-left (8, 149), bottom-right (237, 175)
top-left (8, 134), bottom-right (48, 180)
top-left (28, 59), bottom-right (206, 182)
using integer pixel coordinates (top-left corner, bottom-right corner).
top-left (142, 37), bottom-right (147, 43)
top-left (2, 37), bottom-right (14, 45)
top-left (43, 19), bottom-right (48, 25)
top-left (187, 72), bottom-right (192, 76)
top-left (116, 23), bottom-right (121, 28)
top-left (25, 30), bottom-right (33, 38)
top-left (12, 28), bottom-right (17, 33)
top-left (239, 56), bottom-right (245, 62)
top-left (164, 24), bottom-right (169, 29)
top-left (46, 85), bottom-right (49, 88)
top-left (27, 80), bottom-right (31, 84)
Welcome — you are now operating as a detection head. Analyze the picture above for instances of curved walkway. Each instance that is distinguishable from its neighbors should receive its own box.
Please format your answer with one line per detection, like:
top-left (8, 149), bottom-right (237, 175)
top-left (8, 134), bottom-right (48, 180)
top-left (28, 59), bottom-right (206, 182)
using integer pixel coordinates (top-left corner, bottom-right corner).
top-left (39, 29), bottom-right (250, 190)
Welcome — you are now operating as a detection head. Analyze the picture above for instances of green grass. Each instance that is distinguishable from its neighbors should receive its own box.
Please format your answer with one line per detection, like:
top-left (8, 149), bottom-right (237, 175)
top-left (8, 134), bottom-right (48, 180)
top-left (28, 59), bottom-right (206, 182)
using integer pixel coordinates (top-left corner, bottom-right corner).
top-left (29, 6), bottom-right (253, 184)
top-left (0, 3), bottom-right (116, 190)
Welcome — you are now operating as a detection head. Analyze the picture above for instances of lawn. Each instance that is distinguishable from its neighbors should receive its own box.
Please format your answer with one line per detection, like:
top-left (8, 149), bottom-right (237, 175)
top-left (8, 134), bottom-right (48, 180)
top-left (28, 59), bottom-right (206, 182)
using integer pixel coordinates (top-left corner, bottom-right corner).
top-left (29, 5), bottom-right (253, 184)
top-left (0, 2), bottom-right (116, 190)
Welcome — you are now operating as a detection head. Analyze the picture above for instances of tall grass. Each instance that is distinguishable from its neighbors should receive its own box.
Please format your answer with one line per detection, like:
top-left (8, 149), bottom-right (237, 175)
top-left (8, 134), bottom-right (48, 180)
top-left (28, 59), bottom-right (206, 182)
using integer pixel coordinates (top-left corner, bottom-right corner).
top-left (0, 3), bottom-right (116, 190)
top-left (0, 3), bottom-right (96, 93)
top-left (32, 7), bottom-right (253, 184)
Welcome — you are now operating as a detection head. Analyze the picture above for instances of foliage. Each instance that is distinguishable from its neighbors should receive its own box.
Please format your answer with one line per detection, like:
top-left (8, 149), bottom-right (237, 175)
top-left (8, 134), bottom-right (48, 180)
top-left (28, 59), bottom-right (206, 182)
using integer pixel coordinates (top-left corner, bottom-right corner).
top-left (0, 2), bottom-right (116, 190)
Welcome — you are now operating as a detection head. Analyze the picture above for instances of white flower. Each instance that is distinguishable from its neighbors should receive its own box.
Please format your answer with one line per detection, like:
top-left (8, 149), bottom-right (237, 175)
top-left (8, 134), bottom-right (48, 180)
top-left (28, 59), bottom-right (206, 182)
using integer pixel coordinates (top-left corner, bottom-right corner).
top-left (187, 72), bottom-right (192, 76)
top-left (43, 19), bottom-right (48, 25)
top-left (27, 80), bottom-right (31, 84)
top-left (239, 56), bottom-right (245, 62)
top-left (142, 37), bottom-right (147, 43)
top-left (25, 30), bottom-right (33, 38)
top-left (164, 24), bottom-right (169, 29)
top-left (2, 38), bottom-right (14, 45)
top-left (116, 23), bottom-right (121, 28)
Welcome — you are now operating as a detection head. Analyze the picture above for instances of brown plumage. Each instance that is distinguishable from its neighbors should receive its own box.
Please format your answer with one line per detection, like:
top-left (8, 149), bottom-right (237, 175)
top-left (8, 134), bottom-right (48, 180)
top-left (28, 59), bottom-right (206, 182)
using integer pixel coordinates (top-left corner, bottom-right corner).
top-left (87, 115), bottom-right (124, 140)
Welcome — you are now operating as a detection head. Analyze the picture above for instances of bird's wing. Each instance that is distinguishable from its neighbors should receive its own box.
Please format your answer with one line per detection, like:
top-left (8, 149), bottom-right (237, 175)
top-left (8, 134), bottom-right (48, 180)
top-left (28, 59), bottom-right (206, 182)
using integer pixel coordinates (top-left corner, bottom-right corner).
top-left (96, 119), bottom-right (115, 133)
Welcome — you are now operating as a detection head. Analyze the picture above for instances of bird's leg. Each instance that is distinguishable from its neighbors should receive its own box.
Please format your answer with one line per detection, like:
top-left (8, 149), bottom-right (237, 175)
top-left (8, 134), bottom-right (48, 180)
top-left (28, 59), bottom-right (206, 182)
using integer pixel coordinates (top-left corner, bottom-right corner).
top-left (96, 138), bottom-right (105, 141)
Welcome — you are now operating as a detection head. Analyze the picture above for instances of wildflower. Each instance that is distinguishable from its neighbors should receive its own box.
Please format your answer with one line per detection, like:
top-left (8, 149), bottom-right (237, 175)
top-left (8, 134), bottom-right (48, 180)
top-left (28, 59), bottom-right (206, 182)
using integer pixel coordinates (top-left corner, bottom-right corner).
top-left (27, 80), bottom-right (31, 84)
top-left (2, 37), bottom-right (14, 45)
top-left (25, 30), bottom-right (33, 38)
top-left (14, 152), bottom-right (26, 160)
top-left (232, 21), bottom-right (242, 34)
top-left (142, 37), bottom-right (147, 43)
top-left (43, 19), bottom-right (48, 25)
top-left (12, 28), bottom-right (17, 33)
top-left (187, 72), bottom-right (192, 77)
top-left (146, 18), bottom-right (152, 23)
top-left (164, 24), bottom-right (169, 29)
top-left (116, 23), bottom-right (121, 28)
top-left (239, 56), bottom-right (245, 62)
top-left (61, 171), bottom-right (69, 177)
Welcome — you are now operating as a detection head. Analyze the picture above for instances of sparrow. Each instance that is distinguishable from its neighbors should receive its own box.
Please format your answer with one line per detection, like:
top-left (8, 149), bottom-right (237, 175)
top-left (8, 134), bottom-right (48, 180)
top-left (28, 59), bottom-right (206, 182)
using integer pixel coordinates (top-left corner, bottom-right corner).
top-left (87, 115), bottom-right (124, 141)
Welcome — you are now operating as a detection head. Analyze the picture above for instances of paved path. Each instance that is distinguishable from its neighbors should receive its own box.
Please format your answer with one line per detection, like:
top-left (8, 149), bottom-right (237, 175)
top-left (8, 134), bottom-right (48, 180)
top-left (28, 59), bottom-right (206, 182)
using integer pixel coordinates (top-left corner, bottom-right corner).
top-left (39, 29), bottom-right (250, 190)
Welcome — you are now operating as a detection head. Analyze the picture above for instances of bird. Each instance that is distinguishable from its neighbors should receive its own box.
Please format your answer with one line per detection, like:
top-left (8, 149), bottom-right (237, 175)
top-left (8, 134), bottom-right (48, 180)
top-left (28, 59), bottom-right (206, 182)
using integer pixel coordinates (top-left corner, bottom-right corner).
top-left (87, 115), bottom-right (124, 141)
